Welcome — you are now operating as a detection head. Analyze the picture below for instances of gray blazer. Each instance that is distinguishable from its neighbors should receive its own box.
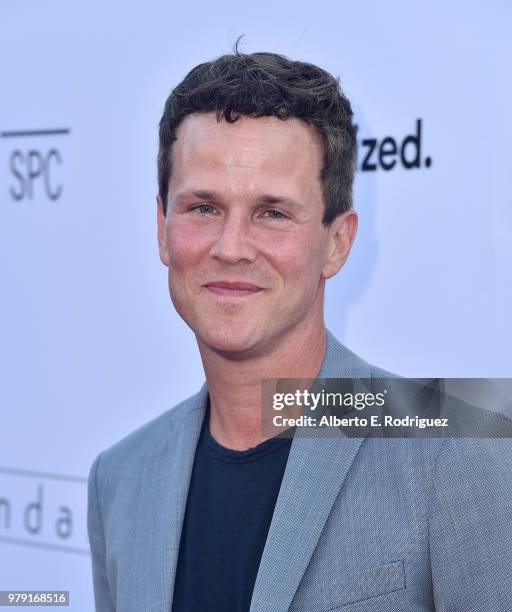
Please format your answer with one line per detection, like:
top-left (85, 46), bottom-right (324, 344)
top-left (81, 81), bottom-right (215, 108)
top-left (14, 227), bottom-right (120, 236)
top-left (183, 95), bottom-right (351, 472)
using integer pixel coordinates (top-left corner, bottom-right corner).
top-left (88, 330), bottom-right (512, 611)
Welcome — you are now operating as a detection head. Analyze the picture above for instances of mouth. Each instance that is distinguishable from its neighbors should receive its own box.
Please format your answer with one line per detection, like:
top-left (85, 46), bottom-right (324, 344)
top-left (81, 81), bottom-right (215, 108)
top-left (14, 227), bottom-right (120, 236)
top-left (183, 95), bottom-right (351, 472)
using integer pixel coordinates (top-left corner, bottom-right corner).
top-left (203, 281), bottom-right (264, 297)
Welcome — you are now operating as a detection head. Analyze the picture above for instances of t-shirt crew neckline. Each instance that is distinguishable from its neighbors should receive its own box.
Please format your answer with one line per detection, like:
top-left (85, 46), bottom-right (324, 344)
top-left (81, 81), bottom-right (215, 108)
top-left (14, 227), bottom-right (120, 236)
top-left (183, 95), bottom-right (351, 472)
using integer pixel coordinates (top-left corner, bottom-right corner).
top-left (203, 397), bottom-right (294, 464)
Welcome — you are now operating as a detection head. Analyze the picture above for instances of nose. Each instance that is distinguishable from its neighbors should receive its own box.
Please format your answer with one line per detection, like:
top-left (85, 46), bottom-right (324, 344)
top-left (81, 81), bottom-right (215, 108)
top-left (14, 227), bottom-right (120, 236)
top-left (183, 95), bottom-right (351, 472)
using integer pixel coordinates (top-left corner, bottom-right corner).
top-left (209, 211), bottom-right (258, 264)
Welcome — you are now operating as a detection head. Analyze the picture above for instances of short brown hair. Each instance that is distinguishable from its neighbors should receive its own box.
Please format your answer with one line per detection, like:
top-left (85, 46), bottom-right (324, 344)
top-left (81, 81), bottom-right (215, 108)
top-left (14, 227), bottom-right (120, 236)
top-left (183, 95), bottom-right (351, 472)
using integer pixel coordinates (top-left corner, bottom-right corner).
top-left (158, 44), bottom-right (357, 225)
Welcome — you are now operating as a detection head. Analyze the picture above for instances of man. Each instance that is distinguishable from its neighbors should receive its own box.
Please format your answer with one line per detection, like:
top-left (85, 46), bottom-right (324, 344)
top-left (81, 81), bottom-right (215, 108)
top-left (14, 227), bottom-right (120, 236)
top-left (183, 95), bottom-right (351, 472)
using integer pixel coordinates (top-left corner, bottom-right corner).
top-left (88, 48), bottom-right (512, 611)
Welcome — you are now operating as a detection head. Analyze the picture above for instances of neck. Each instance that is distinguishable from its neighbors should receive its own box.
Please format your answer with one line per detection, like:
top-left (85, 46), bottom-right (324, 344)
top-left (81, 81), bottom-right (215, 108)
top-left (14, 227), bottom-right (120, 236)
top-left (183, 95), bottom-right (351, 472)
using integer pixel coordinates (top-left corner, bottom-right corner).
top-left (197, 319), bottom-right (327, 451)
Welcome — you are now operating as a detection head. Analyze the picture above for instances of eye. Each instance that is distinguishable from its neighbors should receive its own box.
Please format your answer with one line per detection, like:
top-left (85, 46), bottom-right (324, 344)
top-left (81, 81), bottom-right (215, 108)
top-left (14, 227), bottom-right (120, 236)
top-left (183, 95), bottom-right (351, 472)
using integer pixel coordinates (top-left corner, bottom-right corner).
top-left (192, 203), bottom-right (216, 215)
top-left (263, 209), bottom-right (288, 220)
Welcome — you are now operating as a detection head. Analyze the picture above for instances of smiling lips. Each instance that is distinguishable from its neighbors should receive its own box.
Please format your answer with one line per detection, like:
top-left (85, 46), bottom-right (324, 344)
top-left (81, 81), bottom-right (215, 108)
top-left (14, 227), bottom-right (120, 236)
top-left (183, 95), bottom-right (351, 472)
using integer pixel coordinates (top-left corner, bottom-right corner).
top-left (203, 281), bottom-right (263, 297)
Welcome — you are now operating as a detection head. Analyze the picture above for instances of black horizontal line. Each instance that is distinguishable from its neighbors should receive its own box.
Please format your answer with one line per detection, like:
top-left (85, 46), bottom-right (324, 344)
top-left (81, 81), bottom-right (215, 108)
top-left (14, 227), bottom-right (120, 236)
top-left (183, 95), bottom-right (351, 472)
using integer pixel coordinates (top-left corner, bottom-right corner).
top-left (0, 466), bottom-right (86, 484)
top-left (0, 535), bottom-right (90, 556)
top-left (0, 129), bottom-right (71, 138)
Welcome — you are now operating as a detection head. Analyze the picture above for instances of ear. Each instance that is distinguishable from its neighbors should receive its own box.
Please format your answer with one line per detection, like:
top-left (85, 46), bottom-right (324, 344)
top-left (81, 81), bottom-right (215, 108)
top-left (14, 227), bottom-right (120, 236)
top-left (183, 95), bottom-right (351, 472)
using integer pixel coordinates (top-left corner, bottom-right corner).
top-left (156, 194), bottom-right (170, 267)
top-left (321, 210), bottom-right (358, 279)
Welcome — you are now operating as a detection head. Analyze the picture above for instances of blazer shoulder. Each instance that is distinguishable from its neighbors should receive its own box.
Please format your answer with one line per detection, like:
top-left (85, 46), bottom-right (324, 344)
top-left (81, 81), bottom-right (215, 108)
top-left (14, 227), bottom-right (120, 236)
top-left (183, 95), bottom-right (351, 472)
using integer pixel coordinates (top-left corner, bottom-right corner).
top-left (94, 385), bottom-right (205, 472)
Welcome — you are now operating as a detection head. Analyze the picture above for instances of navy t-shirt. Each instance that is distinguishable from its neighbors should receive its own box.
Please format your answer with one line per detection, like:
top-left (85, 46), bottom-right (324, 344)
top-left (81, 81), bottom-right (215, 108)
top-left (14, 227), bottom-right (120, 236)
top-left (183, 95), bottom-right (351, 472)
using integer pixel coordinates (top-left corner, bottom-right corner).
top-left (171, 400), bottom-right (294, 612)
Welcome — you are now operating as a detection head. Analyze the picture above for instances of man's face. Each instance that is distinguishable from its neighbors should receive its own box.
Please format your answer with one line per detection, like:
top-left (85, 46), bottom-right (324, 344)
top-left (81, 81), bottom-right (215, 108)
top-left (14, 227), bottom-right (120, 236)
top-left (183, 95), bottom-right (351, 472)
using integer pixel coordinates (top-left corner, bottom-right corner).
top-left (157, 112), bottom-right (355, 357)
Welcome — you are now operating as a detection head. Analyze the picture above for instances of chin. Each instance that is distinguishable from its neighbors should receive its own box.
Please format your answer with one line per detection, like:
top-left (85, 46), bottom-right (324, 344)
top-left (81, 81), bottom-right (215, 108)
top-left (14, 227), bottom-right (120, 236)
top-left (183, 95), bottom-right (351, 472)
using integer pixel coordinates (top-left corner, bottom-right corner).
top-left (194, 320), bottom-right (265, 357)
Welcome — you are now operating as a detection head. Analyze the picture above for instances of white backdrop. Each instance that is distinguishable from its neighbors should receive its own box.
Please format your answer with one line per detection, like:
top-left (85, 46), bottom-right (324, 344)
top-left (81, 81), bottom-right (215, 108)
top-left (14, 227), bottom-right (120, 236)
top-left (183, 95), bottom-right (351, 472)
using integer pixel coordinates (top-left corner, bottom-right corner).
top-left (1, 1), bottom-right (511, 609)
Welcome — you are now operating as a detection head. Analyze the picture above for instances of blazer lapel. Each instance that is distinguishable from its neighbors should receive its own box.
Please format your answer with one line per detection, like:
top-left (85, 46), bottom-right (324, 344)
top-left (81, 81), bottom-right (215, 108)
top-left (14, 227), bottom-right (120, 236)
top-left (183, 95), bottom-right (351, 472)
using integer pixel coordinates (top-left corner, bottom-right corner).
top-left (249, 330), bottom-right (372, 612)
top-left (249, 432), bottom-right (366, 612)
top-left (131, 384), bottom-right (208, 611)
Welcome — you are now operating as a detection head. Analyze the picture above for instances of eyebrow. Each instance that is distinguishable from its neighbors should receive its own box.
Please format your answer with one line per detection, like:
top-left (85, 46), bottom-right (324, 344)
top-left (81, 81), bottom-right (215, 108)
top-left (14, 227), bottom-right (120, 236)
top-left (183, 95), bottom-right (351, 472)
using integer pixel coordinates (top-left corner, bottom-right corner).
top-left (176, 190), bottom-right (304, 208)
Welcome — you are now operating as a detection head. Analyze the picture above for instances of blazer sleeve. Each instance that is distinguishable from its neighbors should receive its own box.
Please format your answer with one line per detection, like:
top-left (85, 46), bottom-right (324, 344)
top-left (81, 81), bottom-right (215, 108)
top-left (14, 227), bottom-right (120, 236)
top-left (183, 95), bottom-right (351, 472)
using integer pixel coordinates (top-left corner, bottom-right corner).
top-left (429, 437), bottom-right (512, 611)
top-left (87, 453), bottom-right (115, 612)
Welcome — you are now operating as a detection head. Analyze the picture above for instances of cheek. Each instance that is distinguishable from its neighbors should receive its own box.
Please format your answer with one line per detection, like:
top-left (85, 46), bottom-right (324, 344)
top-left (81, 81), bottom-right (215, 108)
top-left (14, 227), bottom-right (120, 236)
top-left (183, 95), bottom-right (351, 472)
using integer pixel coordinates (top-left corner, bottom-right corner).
top-left (167, 223), bottom-right (210, 268)
top-left (265, 231), bottom-right (325, 284)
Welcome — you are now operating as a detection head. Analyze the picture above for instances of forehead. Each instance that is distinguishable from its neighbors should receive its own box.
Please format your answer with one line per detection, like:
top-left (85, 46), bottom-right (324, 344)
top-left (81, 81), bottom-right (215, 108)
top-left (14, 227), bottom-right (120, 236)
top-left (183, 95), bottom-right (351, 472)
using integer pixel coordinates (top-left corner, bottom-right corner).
top-left (169, 112), bottom-right (324, 195)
